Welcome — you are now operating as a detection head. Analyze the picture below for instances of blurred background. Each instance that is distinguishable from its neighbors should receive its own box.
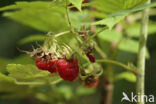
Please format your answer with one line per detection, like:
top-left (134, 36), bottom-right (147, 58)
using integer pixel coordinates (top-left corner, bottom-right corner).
top-left (0, 0), bottom-right (156, 104)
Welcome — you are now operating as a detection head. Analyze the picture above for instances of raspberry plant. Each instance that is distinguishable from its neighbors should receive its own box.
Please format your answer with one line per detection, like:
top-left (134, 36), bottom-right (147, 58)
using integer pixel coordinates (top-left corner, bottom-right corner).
top-left (0, 0), bottom-right (156, 104)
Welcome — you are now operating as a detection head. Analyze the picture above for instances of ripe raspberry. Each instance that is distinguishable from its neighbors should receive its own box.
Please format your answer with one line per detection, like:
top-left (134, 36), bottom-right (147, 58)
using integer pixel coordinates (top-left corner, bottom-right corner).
top-left (57, 59), bottom-right (79, 81)
top-left (35, 58), bottom-right (47, 70)
top-left (46, 58), bottom-right (58, 73)
top-left (85, 76), bottom-right (99, 88)
top-left (86, 53), bottom-right (95, 63)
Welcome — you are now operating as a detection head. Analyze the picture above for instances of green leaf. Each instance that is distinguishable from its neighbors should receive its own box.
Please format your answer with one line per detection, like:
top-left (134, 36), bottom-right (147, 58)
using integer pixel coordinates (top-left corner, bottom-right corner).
top-left (56, 85), bottom-right (73, 100)
top-left (13, 55), bottom-right (34, 65)
top-left (126, 22), bottom-right (156, 37)
top-left (70, 11), bottom-right (91, 29)
top-left (18, 34), bottom-right (46, 45)
top-left (0, 58), bottom-right (10, 73)
top-left (6, 64), bottom-right (62, 85)
top-left (92, 0), bottom-right (147, 14)
top-left (0, 1), bottom-right (68, 32)
top-left (97, 29), bottom-right (150, 58)
top-left (92, 2), bottom-right (156, 29)
top-left (115, 72), bottom-right (136, 82)
top-left (69, 0), bottom-right (83, 11)
top-left (0, 73), bottom-right (14, 83)
top-left (0, 73), bottom-right (27, 92)
top-left (92, 15), bottom-right (125, 29)
top-left (76, 86), bottom-right (95, 96)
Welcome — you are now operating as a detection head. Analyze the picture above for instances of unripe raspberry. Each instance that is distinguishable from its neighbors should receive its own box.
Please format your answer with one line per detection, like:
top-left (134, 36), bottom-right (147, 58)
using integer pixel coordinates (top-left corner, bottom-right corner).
top-left (57, 59), bottom-right (79, 81)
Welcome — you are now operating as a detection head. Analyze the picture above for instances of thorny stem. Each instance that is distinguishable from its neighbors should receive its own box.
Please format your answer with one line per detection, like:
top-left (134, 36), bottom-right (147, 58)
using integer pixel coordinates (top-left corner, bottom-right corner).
top-left (96, 59), bottom-right (138, 75)
top-left (136, 0), bottom-right (150, 104)
top-left (65, 0), bottom-right (82, 44)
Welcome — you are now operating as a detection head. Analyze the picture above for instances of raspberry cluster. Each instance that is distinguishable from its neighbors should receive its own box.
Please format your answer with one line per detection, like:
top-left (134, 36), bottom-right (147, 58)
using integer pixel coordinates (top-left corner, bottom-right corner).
top-left (35, 54), bottom-right (79, 81)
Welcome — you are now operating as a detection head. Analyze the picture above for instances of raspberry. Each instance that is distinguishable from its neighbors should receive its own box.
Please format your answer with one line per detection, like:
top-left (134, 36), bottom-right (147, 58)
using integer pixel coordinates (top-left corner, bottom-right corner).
top-left (86, 53), bottom-right (95, 63)
top-left (46, 58), bottom-right (58, 73)
top-left (57, 59), bottom-right (79, 81)
top-left (85, 76), bottom-right (99, 88)
top-left (36, 57), bottom-right (58, 73)
top-left (35, 58), bottom-right (47, 70)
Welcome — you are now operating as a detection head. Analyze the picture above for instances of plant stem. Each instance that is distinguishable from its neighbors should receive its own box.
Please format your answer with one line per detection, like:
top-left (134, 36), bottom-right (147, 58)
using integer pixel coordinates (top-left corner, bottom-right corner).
top-left (136, 0), bottom-right (150, 104)
top-left (100, 78), bottom-right (114, 104)
top-left (65, 0), bottom-right (73, 33)
top-left (96, 59), bottom-right (138, 75)
top-left (65, 0), bottom-right (82, 44)
top-left (94, 45), bottom-right (107, 59)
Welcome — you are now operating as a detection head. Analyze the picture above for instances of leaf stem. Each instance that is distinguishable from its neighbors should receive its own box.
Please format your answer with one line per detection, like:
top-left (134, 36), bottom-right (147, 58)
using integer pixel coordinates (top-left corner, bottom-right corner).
top-left (54, 31), bottom-right (70, 37)
top-left (96, 59), bottom-right (138, 75)
top-left (89, 27), bottom-right (107, 39)
top-left (136, 1), bottom-right (150, 104)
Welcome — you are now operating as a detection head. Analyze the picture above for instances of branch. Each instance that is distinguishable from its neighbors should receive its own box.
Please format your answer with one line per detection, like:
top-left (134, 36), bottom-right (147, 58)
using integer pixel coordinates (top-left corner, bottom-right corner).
top-left (96, 59), bottom-right (138, 75)
top-left (136, 0), bottom-right (150, 104)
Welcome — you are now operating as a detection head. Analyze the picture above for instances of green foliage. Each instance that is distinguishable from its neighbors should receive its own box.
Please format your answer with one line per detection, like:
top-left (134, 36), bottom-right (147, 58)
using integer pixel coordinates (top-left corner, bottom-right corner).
top-left (0, 73), bottom-right (28, 92)
top-left (70, 11), bottom-right (91, 29)
top-left (18, 34), bottom-right (46, 45)
top-left (92, 0), bottom-right (147, 14)
top-left (76, 86), bottom-right (95, 96)
top-left (0, 1), bottom-right (68, 32)
top-left (92, 15), bottom-right (125, 29)
top-left (69, 0), bottom-right (83, 11)
top-left (126, 22), bottom-right (156, 37)
top-left (0, 57), bottom-right (10, 73)
top-left (115, 72), bottom-right (136, 82)
top-left (97, 29), bottom-right (150, 58)
top-left (0, 0), bottom-right (156, 103)
top-left (92, 1), bottom-right (156, 29)
top-left (6, 64), bottom-right (62, 85)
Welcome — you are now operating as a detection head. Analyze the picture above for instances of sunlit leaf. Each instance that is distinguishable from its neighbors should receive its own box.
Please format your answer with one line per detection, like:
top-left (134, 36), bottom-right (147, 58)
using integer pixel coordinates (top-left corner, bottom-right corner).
top-left (6, 64), bottom-right (62, 85)
top-left (92, 0), bottom-right (147, 14)
top-left (0, 1), bottom-right (68, 32)
top-left (92, 15), bottom-right (125, 29)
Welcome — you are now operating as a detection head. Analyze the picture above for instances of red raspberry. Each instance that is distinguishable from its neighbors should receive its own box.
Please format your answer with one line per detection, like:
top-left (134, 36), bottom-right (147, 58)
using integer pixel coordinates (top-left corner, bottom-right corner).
top-left (35, 58), bottom-right (47, 70)
top-left (46, 58), bottom-right (58, 73)
top-left (86, 53), bottom-right (95, 63)
top-left (57, 59), bottom-right (79, 81)
top-left (85, 76), bottom-right (99, 88)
